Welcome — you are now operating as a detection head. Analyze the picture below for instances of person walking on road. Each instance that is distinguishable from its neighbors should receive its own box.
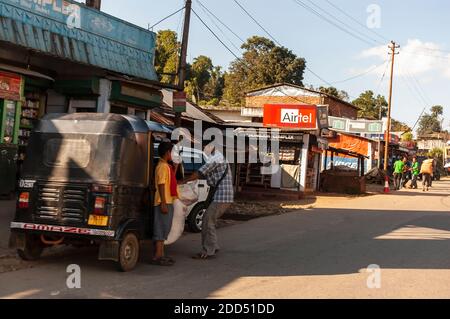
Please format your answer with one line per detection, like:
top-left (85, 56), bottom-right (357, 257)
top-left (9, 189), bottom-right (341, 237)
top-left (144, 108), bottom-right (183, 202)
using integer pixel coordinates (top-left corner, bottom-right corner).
top-left (421, 156), bottom-right (434, 192)
top-left (393, 157), bottom-right (406, 190)
top-left (410, 156), bottom-right (420, 189)
top-left (401, 158), bottom-right (411, 188)
top-left (183, 144), bottom-right (234, 260)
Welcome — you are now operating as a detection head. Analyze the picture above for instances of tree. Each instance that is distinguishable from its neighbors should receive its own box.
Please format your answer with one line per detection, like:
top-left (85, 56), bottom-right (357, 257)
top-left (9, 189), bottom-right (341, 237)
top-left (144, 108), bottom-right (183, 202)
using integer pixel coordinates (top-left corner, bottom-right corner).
top-left (201, 66), bottom-right (225, 106)
top-left (428, 148), bottom-right (444, 172)
top-left (155, 30), bottom-right (180, 84)
top-left (318, 86), bottom-right (349, 101)
top-left (352, 90), bottom-right (388, 120)
top-left (401, 132), bottom-right (413, 142)
top-left (223, 36), bottom-right (306, 106)
top-left (431, 105), bottom-right (444, 117)
top-left (391, 119), bottom-right (411, 132)
top-left (184, 56), bottom-right (224, 105)
top-left (184, 55), bottom-right (213, 103)
top-left (418, 105), bottom-right (444, 136)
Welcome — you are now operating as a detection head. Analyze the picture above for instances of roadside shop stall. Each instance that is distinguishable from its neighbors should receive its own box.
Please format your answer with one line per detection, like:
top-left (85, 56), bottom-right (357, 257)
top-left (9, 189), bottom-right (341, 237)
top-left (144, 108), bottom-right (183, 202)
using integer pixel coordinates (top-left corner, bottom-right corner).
top-left (0, 71), bottom-right (23, 197)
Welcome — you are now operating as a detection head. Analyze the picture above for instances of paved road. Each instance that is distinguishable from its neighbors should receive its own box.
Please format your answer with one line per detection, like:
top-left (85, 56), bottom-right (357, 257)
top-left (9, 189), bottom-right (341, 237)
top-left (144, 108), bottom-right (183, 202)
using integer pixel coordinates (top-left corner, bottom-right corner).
top-left (1, 179), bottom-right (450, 299)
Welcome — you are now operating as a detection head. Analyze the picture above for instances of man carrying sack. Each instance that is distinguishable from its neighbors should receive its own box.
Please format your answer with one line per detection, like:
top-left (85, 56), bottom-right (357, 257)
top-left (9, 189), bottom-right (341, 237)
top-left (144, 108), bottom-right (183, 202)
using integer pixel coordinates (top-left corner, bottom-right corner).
top-left (420, 156), bottom-right (435, 192)
top-left (183, 143), bottom-right (234, 260)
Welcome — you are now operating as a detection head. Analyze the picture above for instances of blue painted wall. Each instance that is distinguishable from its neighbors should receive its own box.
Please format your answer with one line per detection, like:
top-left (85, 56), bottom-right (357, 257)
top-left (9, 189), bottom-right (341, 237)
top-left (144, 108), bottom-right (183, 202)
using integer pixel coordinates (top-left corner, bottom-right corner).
top-left (0, 0), bottom-right (158, 81)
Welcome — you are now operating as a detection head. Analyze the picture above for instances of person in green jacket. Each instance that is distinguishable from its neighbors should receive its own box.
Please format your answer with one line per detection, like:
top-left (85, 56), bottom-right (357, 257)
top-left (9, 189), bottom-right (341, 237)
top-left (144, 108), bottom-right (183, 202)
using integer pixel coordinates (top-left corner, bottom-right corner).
top-left (393, 157), bottom-right (406, 190)
top-left (410, 156), bottom-right (420, 189)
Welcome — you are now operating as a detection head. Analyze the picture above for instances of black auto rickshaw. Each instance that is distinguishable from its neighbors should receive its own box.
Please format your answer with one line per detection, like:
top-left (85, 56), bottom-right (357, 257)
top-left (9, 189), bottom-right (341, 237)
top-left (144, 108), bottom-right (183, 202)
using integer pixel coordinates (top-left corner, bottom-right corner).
top-left (9, 113), bottom-right (156, 271)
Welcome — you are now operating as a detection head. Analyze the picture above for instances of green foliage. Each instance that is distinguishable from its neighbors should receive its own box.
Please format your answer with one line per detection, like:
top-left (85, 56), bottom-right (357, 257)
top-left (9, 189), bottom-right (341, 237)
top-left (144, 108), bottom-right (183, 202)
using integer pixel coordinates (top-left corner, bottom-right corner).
top-left (223, 36), bottom-right (306, 106)
top-left (401, 132), bottom-right (413, 142)
top-left (418, 105), bottom-right (444, 136)
top-left (352, 90), bottom-right (388, 120)
top-left (155, 30), bottom-right (224, 104)
top-left (155, 30), bottom-right (180, 84)
top-left (428, 148), bottom-right (445, 172)
top-left (428, 147), bottom-right (444, 159)
top-left (185, 56), bottom-right (224, 104)
top-left (318, 86), bottom-right (349, 101)
top-left (431, 105), bottom-right (444, 117)
top-left (391, 119), bottom-right (411, 132)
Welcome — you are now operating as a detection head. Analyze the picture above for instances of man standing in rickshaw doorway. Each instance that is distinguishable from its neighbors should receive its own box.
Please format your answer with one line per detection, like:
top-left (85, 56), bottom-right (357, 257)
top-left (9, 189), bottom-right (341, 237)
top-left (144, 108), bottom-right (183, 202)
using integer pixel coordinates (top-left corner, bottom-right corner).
top-left (152, 142), bottom-right (178, 266)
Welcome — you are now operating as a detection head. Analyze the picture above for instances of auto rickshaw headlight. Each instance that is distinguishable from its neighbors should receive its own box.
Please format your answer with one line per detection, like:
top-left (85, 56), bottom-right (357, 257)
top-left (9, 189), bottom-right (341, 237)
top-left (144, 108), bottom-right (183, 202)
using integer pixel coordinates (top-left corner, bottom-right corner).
top-left (18, 192), bottom-right (30, 209)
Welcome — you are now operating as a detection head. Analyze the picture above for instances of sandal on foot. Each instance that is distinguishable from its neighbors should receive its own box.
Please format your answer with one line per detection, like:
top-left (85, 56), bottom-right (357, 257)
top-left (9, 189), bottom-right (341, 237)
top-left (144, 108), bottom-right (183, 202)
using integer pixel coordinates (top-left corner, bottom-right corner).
top-left (192, 253), bottom-right (216, 260)
top-left (151, 258), bottom-right (174, 266)
top-left (161, 256), bottom-right (175, 263)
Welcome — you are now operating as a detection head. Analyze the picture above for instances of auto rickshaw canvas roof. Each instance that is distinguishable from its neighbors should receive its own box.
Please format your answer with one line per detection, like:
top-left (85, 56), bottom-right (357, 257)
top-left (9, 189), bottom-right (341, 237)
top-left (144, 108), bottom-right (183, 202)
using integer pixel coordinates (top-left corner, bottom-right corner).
top-left (35, 113), bottom-right (150, 137)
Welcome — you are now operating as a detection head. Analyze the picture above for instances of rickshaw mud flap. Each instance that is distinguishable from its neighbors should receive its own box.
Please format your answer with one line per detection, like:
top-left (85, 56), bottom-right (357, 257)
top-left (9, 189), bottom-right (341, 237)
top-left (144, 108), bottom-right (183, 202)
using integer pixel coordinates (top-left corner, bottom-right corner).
top-left (9, 232), bottom-right (26, 250)
top-left (10, 222), bottom-right (116, 238)
top-left (98, 241), bottom-right (120, 262)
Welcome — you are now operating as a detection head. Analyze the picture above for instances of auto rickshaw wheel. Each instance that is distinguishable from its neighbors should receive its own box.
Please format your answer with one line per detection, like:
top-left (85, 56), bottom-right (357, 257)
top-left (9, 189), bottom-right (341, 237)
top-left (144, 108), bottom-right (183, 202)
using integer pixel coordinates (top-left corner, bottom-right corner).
top-left (118, 232), bottom-right (140, 272)
top-left (17, 234), bottom-right (44, 261)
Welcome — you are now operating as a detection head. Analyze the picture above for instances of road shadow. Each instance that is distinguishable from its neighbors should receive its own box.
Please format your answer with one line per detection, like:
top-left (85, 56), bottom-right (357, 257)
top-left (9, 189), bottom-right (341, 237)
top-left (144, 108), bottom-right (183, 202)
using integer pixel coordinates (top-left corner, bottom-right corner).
top-left (3, 205), bottom-right (450, 298)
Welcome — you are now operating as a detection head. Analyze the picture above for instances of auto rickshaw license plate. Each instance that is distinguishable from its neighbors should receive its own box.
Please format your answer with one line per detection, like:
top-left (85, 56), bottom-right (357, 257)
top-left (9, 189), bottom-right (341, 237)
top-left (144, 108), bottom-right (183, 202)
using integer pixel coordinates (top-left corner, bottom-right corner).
top-left (88, 215), bottom-right (109, 227)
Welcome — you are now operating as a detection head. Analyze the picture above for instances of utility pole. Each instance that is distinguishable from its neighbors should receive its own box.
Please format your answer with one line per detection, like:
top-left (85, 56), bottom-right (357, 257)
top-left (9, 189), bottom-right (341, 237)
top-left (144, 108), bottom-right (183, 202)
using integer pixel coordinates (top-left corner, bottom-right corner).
top-left (175, 0), bottom-right (192, 128)
top-left (384, 41), bottom-right (400, 172)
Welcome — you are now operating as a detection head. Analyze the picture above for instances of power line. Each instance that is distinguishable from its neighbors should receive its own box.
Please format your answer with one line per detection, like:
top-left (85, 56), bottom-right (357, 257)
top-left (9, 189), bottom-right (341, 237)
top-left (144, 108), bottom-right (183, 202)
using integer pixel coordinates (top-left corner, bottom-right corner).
top-left (411, 107), bottom-right (427, 132)
top-left (396, 64), bottom-right (430, 132)
top-left (406, 70), bottom-right (433, 106)
top-left (195, 0), bottom-right (242, 53)
top-left (398, 61), bottom-right (432, 107)
top-left (401, 50), bottom-right (450, 61)
top-left (232, 0), bottom-right (334, 87)
top-left (191, 8), bottom-right (241, 60)
top-left (149, 6), bottom-right (185, 30)
top-left (192, 9), bottom-right (339, 106)
top-left (328, 60), bottom-right (388, 85)
top-left (197, 0), bottom-right (245, 43)
top-left (232, 0), bottom-right (281, 46)
top-left (291, 0), bottom-right (376, 46)
top-left (408, 46), bottom-right (450, 54)
top-left (323, 0), bottom-right (388, 43)
top-left (375, 57), bottom-right (390, 94)
top-left (303, 0), bottom-right (382, 45)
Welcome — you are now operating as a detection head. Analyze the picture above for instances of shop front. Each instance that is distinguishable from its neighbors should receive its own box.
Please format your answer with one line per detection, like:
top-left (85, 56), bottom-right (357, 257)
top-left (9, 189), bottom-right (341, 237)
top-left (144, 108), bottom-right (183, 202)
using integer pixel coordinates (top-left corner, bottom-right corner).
top-left (229, 103), bottom-right (322, 198)
top-left (0, 0), bottom-right (164, 195)
top-left (324, 132), bottom-right (375, 174)
top-left (0, 71), bottom-right (23, 196)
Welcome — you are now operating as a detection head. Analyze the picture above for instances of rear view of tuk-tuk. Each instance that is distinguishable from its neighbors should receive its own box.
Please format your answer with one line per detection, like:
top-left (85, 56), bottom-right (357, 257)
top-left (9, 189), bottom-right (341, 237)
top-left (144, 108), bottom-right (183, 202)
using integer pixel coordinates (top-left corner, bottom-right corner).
top-left (9, 113), bottom-right (153, 271)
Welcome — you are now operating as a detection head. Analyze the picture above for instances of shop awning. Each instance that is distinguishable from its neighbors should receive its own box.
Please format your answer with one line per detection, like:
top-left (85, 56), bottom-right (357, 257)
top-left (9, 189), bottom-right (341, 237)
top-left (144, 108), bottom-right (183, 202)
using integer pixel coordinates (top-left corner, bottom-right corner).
top-left (146, 121), bottom-right (173, 134)
top-left (0, 0), bottom-right (158, 81)
top-left (327, 146), bottom-right (369, 159)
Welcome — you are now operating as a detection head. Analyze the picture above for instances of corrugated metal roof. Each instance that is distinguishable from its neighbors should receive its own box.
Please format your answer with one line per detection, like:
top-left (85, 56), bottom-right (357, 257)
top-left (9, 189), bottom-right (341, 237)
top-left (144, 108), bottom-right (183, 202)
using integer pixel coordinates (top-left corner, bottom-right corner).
top-left (0, 0), bottom-right (158, 81)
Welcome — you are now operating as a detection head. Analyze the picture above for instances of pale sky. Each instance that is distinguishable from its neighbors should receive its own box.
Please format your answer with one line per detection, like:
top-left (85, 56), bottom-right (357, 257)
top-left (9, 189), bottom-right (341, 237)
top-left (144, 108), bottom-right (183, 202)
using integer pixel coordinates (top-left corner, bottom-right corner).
top-left (91, 0), bottom-right (450, 130)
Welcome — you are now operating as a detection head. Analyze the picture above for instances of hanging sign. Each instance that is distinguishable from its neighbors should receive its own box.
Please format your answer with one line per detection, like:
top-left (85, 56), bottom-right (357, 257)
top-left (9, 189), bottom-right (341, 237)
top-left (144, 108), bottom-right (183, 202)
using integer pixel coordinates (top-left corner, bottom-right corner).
top-left (173, 91), bottom-right (187, 113)
top-left (0, 72), bottom-right (22, 101)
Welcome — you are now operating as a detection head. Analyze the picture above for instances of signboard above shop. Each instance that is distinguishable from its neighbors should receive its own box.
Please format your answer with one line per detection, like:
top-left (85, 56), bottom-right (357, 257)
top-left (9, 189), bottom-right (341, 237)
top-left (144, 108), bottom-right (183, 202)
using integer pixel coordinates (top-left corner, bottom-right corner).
top-left (263, 104), bottom-right (318, 130)
top-left (329, 116), bottom-right (385, 134)
top-left (0, 0), bottom-right (158, 81)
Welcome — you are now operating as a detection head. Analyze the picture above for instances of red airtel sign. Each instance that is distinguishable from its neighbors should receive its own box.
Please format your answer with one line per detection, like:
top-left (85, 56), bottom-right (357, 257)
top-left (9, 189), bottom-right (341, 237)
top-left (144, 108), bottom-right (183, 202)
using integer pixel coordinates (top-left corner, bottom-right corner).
top-left (263, 104), bottom-right (318, 129)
